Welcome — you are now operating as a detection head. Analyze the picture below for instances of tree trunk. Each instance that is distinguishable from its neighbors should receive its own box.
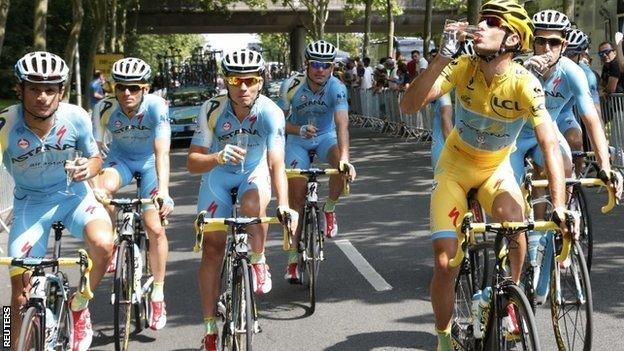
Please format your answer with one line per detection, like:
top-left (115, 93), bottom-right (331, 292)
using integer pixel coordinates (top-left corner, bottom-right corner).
top-left (109, 0), bottom-right (117, 52)
top-left (466, 0), bottom-right (482, 25)
top-left (33, 0), bottom-right (47, 51)
top-left (362, 0), bottom-right (372, 58)
top-left (0, 0), bottom-right (9, 57)
top-left (386, 0), bottom-right (394, 57)
top-left (119, 0), bottom-right (127, 53)
top-left (424, 0), bottom-right (433, 57)
top-left (563, 0), bottom-right (575, 18)
top-left (63, 0), bottom-right (84, 100)
top-left (97, 0), bottom-right (107, 53)
top-left (84, 0), bottom-right (106, 107)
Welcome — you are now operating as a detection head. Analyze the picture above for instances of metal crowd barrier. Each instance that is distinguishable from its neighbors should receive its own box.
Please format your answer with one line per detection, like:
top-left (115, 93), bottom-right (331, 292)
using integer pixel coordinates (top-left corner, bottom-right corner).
top-left (348, 88), bottom-right (432, 143)
top-left (0, 166), bottom-right (14, 252)
top-left (601, 93), bottom-right (624, 169)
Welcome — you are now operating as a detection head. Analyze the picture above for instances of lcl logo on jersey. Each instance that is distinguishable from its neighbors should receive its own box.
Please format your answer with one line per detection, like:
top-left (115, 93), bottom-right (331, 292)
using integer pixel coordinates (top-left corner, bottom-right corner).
top-left (17, 138), bottom-right (30, 149)
top-left (223, 122), bottom-right (231, 131)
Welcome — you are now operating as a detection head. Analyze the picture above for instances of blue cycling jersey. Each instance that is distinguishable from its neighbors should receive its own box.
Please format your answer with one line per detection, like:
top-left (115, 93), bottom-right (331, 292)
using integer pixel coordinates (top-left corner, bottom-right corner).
top-left (191, 94), bottom-right (285, 174)
top-left (277, 73), bottom-right (348, 135)
top-left (519, 56), bottom-right (595, 137)
top-left (92, 94), bottom-right (170, 160)
top-left (557, 61), bottom-right (601, 125)
top-left (0, 103), bottom-right (99, 196)
top-left (431, 93), bottom-right (452, 169)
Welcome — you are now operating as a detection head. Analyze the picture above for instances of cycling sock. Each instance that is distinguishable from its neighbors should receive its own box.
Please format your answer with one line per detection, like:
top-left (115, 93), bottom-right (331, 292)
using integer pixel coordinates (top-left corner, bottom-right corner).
top-left (436, 326), bottom-right (453, 351)
top-left (288, 249), bottom-right (298, 264)
top-left (250, 252), bottom-right (265, 264)
top-left (70, 293), bottom-right (90, 311)
top-left (324, 198), bottom-right (338, 212)
top-left (151, 281), bottom-right (164, 302)
top-left (204, 317), bottom-right (218, 335)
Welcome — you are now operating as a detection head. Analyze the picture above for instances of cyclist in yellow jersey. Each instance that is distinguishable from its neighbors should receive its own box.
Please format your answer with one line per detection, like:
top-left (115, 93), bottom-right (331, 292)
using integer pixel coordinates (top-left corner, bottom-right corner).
top-left (401, 1), bottom-right (569, 349)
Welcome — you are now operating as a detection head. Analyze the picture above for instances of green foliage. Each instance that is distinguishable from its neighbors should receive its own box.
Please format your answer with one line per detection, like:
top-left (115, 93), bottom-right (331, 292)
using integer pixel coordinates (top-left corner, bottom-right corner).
top-left (259, 33), bottom-right (289, 64)
top-left (434, 0), bottom-right (466, 12)
top-left (336, 33), bottom-right (363, 57)
top-left (124, 33), bottom-right (205, 75)
top-left (344, 0), bottom-right (403, 26)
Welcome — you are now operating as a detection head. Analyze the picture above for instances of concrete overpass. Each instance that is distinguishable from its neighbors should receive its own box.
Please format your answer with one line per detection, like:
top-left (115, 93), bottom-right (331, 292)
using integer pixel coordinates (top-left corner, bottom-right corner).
top-left (130, 0), bottom-right (454, 69)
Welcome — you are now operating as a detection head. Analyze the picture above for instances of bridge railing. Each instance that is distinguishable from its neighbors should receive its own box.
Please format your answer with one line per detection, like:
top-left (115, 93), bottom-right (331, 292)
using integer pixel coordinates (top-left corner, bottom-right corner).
top-left (349, 88), bottom-right (432, 143)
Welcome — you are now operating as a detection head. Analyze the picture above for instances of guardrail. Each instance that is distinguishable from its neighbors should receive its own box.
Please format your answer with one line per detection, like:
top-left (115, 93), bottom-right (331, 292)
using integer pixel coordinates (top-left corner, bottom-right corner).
top-left (601, 93), bottom-right (624, 168)
top-left (348, 88), bottom-right (433, 143)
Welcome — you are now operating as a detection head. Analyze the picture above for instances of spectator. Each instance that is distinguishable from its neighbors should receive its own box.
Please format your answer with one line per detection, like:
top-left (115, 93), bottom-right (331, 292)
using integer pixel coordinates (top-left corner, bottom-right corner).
top-left (429, 48), bottom-right (438, 60)
top-left (360, 57), bottom-right (374, 90)
top-left (384, 58), bottom-right (400, 91)
top-left (598, 41), bottom-right (624, 94)
top-left (343, 61), bottom-right (356, 88)
top-left (373, 64), bottom-right (387, 93)
top-left (89, 70), bottom-right (106, 110)
top-left (407, 50), bottom-right (420, 78)
top-left (397, 61), bottom-right (411, 91)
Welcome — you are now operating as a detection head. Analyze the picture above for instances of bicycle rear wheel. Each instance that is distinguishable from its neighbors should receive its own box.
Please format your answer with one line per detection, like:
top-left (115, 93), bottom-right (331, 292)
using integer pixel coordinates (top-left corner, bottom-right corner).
top-left (232, 260), bottom-right (254, 351)
top-left (51, 277), bottom-right (72, 350)
top-left (17, 306), bottom-right (43, 351)
top-left (113, 241), bottom-right (133, 351)
top-left (550, 241), bottom-right (593, 351)
top-left (568, 186), bottom-right (592, 273)
top-left (487, 284), bottom-right (540, 351)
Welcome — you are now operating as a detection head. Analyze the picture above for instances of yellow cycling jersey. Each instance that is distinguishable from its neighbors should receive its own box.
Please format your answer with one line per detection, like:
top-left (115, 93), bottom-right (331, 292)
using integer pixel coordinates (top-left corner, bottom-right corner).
top-left (436, 55), bottom-right (549, 164)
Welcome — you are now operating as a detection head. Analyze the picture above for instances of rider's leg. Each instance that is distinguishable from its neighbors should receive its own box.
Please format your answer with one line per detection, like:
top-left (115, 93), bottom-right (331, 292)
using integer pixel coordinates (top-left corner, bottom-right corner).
top-left (287, 176), bottom-right (307, 261)
top-left (92, 166), bottom-right (125, 219)
top-left (198, 231), bottom-right (227, 321)
top-left (564, 127), bottom-right (584, 177)
top-left (143, 209), bottom-right (167, 292)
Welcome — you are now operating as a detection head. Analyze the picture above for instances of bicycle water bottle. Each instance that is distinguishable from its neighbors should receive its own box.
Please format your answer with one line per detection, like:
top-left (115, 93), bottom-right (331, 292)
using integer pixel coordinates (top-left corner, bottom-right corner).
top-left (479, 287), bottom-right (492, 338)
top-left (45, 307), bottom-right (58, 346)
top-left (535, 231), bottom-right (553, 304)
top-left (471, 290), bottom-right (483, 338)
top-left (527, 230), bottom-right (542, 266)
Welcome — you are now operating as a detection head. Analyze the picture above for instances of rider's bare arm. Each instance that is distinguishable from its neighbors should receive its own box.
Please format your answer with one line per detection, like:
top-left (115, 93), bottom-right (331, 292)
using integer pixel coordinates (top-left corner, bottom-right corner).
top-left (154, 138), bottom-right (171, 196)
top-left (187, 145), bottom-right (221, 174)
top-left (400, 55), bottom-right (452, 114)
top-left (334, 109), bottom-right (350, 161)
top-left (535, 121), bottom-right (566, 209)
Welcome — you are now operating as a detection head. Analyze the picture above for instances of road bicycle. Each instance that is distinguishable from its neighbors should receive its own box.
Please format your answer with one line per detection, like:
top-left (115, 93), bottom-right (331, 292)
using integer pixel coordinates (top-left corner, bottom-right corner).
top-left (0, 230), bottom-right (93, 351)
top-left (194, 187), bottom-right (285, 351)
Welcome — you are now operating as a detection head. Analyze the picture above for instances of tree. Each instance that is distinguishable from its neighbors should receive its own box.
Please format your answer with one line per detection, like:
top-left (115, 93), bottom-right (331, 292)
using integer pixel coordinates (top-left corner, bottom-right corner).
top-left (386, 0), bottom-right (394, 56)
top-left (0, 0), bottom-right (9, 57)
top-left (33, 0), bottom-right (47, 50)
top-left (424, 0), bottom-right (433, 57)
top-left (63, 0), bottom-right (84, 100)
top-left (466, 0), bottom-right (481, 24)
top-left (562, 0), bottom-right (575, 18)
top-left (124, 33), bottom-right (205, 75)
top-left (362, 0), bottom-right (373, 57)
top-left (345, 0), bottom-right (402, 58)
top-left (259, 33), bottom-right (290, 69)
top-left (275, 0), bottom-right (331, 40)
top-left (109, 0), bottom-right (118, 52)
top-left (83, 0), bottom-right (107, 107)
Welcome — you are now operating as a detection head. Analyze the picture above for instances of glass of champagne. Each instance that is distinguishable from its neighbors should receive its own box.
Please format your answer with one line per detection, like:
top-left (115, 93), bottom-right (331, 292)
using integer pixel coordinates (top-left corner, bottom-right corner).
top-left (235, 131), bottom-right (249, 174)
top-left (307, 114), bottom-right (318, 142)
top-left (63, 150), bottom-right (82, 195)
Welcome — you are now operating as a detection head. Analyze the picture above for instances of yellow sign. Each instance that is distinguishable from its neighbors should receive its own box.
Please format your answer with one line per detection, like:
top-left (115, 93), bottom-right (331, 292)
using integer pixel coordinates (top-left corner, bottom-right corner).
top-left (94, 54), bottom-right (124, 78)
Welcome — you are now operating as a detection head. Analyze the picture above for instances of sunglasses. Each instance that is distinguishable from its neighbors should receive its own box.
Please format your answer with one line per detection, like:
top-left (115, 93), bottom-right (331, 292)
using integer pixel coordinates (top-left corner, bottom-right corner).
top-left (115, 84), bottom-right (147, 93)
top-left (309, 61), bottom-right (333, 70)
top-left (225, 76), bottom-right (262, 87)
top-left (534, 37), bottom-right (564, 47)
top-left (598, 49), bottom-right (615, 57)
top-left (478, 15), bottom-right (509, 30)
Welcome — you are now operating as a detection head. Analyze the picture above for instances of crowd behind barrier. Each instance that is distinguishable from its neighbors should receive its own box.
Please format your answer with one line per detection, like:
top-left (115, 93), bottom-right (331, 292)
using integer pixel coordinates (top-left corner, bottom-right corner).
top-left (600, 93), bottom-right (624, 169)
top-left (348, 87), bottom-right (433, 142)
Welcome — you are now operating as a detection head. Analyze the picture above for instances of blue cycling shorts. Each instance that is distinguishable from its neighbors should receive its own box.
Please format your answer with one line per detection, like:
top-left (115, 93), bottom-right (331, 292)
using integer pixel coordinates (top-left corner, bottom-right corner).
top-left (285, 132), bottom-right (337, 169)
top-left (7, 182), bottom-right (110, 276)
top-left (197, 162), bottom-right (271, 219)
top-left (105, 153), bottom-right (159, 210)
top-left (556, 113), bottom-right (582, 135)
top-left (510, 126), bottom-right (572, 183)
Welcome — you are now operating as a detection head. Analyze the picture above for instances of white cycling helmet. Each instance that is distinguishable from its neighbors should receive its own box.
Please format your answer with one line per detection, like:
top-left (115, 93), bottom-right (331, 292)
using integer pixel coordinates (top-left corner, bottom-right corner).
top-left (462, 39), bottom-right (476, 57)
top-left (532, 10), bottom-right (571, 33)
top-left (221, 49), bottom-right (265, 75)
top-left (15, 51), bottom-right (69, 84)
top-left (112, 57), bottom-right (151, 83)
top-left (305, 40), bottom-right (337, 62)
top-left (566, 29), bottom-right (590, 52)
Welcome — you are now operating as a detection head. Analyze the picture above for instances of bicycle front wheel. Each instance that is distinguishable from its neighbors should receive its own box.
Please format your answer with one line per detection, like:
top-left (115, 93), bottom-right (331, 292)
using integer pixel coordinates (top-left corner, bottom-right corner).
top-left (232, 260), bottom-right (254, 351)
top-left (17, 306), bottom-right (43, 351)
top-left (305, 207), bottom-right (322, 314)
top-left (568, 186), bottom-right (593, 273)
top-left (488, 284), bottom-right (540, 351)
top-left (113, 241), bottom-right (133, 351)
top-left (550, 241), bottom-right (593, 351)
top-left (452, 255), bottom-right (479, 350)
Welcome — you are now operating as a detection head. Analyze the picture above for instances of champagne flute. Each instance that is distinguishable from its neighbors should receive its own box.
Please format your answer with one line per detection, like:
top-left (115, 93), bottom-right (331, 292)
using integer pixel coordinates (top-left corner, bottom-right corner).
top-left (235, 131), bottom-right (249, 174)
top-left (307, 114), bottom-right (318, 142)
top-left (63, 150), bottom-right (82, 195)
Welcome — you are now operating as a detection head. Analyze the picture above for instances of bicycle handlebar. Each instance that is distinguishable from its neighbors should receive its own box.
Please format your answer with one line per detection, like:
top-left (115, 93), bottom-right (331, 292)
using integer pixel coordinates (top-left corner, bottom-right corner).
top-left (285, 167), bottom-right (350, 195)
top-left (192, 212), bottom-right (281, 252)
top-left (0, 249), bottom-right (94, 299)
top-left (530, 178), bottom-right (616, 213)
top-left (448, 213), bottom-right (566, 268)
top-left (100, 197), bottom-right (170, 226)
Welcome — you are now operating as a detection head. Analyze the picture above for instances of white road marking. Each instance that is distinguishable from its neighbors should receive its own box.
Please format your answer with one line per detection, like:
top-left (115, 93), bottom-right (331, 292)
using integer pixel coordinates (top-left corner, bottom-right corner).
top-left (334, 239), bottom-right (393, 292)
